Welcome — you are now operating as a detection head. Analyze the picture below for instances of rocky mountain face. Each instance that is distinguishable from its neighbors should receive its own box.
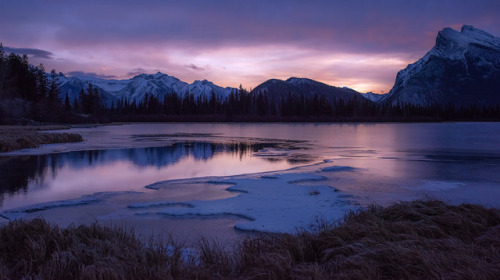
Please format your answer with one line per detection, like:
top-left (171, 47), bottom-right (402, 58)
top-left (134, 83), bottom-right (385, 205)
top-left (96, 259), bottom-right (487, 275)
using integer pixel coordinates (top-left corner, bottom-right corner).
top-left (250, 77), bottom-right (366, 104)
top-left (381, 25), bottom-right (500, 107)
top-left (57, 72), bottom-right (370, 108)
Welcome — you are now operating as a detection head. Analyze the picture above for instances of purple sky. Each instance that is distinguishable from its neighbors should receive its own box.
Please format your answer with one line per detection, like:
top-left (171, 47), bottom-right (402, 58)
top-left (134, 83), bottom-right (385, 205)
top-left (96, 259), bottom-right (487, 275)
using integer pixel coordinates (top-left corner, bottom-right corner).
top-left (1, 0), bottom-right (499, 93)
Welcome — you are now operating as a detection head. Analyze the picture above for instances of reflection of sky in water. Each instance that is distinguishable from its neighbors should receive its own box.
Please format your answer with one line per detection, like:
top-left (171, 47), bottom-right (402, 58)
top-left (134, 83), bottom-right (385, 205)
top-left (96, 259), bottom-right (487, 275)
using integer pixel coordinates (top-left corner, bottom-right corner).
top-left (0, 142), bottom-right (297, 210)
top-left (2, 122), bottom-right (500, 212)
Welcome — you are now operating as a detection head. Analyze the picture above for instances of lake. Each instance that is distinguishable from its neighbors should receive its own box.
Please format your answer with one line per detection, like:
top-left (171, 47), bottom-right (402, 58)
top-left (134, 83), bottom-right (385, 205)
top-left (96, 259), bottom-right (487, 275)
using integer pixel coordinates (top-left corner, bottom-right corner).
top-left (1, 123), bottom-right (500, 244)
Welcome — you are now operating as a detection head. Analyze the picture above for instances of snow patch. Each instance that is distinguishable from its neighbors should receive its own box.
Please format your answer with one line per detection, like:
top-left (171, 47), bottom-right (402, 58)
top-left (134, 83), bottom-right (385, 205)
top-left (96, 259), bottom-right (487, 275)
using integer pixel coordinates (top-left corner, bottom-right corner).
top-left (128, 173), bottom-right (355, 233)
top-left (322, 166), bottom-right (356, 172)
top-left (0, 191), bottom-right (143, 220)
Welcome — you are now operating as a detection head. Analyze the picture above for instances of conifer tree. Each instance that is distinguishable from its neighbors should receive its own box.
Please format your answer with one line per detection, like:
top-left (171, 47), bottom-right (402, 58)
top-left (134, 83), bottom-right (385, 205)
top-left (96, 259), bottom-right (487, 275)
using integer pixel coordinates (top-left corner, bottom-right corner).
top-left (0, 43), bottom-right (5, 100)
top-left (64, 93), bottom-right (71, 111)
top-left (36, 63), bottom-right (48, 101)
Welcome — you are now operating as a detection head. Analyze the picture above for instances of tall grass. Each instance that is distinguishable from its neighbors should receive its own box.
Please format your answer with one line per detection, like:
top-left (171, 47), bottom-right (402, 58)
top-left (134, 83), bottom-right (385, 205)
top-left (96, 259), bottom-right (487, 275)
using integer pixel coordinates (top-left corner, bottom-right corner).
top-left (0, 200), bottom-right (499, 279)
top-left (0, 126), bottom-right (83, 152)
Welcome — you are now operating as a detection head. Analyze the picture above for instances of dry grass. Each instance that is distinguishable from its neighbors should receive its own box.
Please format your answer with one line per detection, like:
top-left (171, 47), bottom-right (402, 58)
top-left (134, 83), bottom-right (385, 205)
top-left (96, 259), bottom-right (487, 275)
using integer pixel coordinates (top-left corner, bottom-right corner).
top-left (0, 200), bottom-right (499, 279)
top-left (0, 126), bottom-right (83, 152)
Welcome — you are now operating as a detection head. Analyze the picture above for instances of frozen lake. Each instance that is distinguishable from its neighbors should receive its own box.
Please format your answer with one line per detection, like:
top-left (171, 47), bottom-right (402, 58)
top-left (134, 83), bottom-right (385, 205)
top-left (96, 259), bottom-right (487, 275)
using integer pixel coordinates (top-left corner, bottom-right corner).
top-left (1, 123), bottom-right (500, 245)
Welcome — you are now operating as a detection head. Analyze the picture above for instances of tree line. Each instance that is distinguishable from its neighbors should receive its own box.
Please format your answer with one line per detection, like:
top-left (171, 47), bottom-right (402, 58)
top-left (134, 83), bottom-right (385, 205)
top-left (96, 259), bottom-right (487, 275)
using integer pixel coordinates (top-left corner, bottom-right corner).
top-left (0, 43), bottom-right (75, 124)
top-left (1, 43), bottom-right (499, 124)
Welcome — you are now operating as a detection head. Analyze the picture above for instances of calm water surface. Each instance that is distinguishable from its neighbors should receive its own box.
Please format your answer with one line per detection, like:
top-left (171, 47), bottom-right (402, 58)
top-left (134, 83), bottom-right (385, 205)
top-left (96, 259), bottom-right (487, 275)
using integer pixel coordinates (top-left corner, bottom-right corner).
top-left (1, 122), bottom-right (500, 239)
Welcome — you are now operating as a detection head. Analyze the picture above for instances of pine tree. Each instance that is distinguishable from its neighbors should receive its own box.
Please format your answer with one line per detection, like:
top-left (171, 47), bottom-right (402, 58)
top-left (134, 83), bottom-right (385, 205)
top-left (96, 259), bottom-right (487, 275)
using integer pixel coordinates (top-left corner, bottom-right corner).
top-left (0, 43), bottom-right (4, 62)
top-left (64, 93), bottom-right (71, 111)
top-left (48, 79), bottom-right (59, 103)
top-left (78, 88), bottom-right (88, 113)
top-left (36, 63), bottom-right (48, 101)
top-left (209, 90), bottom-right (217, 114)
top-left (0, 43), bottom-right (5, 100)
top-left (91, 86), bottom-right (101, 114)
top-left (73, 98), bottom-right (80, 113)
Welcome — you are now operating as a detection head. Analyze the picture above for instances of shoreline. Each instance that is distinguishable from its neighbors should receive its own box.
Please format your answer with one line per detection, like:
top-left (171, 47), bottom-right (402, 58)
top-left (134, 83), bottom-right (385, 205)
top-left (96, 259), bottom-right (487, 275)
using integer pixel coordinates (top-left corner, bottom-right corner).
top-left (0, 125), bottom-right (83, 153)
top-left (0, 199), bottom-right (498, 279)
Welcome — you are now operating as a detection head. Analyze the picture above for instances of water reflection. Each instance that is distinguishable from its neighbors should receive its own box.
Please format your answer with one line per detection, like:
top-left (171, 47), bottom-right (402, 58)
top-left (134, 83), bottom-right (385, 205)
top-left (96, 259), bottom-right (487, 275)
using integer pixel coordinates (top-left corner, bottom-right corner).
top-left (0, 156), bottom-right (47, 194)
top-left (52, 141), bottom-right (270, 169)
top-left (0, 141), bottom-right (300, 209)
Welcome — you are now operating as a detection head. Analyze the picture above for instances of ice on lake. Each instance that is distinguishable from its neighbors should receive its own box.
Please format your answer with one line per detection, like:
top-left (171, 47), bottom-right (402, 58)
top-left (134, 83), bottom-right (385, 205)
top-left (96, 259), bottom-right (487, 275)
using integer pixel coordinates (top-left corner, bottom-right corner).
top-left (129, 173), bottom-right (354, 233)
top-left (1, 123), bottom-right (500, 244)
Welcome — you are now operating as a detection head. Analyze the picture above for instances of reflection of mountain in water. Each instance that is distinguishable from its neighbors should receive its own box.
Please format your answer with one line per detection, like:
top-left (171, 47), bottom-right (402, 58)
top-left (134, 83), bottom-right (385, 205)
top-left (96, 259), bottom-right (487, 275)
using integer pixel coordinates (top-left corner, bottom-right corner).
top-left (0, 141), bottom-right (271, 205)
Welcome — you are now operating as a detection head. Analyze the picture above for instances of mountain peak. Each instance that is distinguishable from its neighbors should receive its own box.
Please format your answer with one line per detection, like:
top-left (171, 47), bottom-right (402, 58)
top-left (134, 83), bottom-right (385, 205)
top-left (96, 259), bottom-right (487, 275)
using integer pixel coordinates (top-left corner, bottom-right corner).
top-left (434, 25), bottom-right (500, 57)
top-left (133, 72), bottom-right (172, 81)
top-left (193, 79), bottom-right (212, 85)
top-left (382, 25), bottom-right (500, 107)
top-left (154, 71), bottom-right (166, 78)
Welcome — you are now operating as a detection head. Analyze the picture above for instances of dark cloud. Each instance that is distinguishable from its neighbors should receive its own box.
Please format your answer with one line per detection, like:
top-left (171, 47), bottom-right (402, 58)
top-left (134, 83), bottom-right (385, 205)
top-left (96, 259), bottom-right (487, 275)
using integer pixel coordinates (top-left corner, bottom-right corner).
top-left (67, 71), bottom-right (117, 79)
top-left (2, 0), bottom-right (499, 55)
top-left (3, 46), bottom-right (53, 59)
top-left (185, 64), bottom-right (205, 71)
top-left (127, 68), bottom-right (146, 76)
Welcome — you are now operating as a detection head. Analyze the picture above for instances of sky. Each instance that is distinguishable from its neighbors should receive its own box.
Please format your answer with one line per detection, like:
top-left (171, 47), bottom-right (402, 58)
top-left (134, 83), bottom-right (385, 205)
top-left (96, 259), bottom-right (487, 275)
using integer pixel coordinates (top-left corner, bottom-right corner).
top-left (1, 0), bottom-right (499, 93)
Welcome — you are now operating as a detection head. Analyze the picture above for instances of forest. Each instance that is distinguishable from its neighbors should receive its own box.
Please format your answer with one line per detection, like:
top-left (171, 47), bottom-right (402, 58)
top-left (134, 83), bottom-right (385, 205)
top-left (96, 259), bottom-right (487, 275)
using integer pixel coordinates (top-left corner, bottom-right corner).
top-left (1, 44), bottom-right (500, 124)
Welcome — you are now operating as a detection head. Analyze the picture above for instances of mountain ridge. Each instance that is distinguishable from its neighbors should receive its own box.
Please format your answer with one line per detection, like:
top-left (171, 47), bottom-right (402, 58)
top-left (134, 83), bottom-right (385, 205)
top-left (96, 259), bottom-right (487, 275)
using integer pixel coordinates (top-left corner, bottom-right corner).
top-left (55, 25), bottom-right (500, 109)
top-left (250, 77), bottom-right (365, 105)
top-left (381, 25), bottom-right (500, 107)
top-left (56, 72), bottom-right (239, 106)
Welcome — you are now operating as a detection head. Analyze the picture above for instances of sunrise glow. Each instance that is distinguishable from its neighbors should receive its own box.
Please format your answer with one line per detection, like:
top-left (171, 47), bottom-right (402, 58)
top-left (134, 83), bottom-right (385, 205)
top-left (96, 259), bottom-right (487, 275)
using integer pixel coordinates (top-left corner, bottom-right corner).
top-left (1, 0), bottom-right (499, 93)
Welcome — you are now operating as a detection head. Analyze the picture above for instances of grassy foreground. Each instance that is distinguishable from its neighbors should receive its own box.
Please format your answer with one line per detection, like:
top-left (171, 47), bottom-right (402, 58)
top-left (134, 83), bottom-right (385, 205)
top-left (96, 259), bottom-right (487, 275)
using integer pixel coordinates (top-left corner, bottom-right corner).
top-left (0, 199), bottom-right (499, 279)
top-left (0, 126), bottom-right (83, 152)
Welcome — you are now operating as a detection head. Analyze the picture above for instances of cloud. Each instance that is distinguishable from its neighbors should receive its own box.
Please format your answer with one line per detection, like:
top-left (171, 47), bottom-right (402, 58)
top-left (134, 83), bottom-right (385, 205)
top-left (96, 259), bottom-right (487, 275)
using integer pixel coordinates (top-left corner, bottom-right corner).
top-left (3, 46), bottom-right (53, 59)
top-left (2, 0), bottom-right (500, 92)
top-left (184, 64), bottom-right (205, 71)
top-left (67, 71), bottom-right (117, 79)
top-left (3, 0), bottom-right (499, 55)
top-left (127, 68), bottom-right (146, 76)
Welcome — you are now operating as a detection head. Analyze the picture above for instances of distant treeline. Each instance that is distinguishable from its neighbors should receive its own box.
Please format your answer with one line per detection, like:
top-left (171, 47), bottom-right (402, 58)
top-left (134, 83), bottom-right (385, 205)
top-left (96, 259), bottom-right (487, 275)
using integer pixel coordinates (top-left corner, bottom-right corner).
top-left (1, 44), bottom-right (499, 124)
top-left (105, 89), bottom-right (500, 122)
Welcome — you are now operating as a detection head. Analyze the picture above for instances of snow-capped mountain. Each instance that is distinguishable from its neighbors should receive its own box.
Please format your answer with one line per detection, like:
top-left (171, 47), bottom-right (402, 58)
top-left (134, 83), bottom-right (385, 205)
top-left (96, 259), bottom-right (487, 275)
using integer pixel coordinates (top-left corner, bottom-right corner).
top-left (251, 77), bottom-right (366, 104)
top-left (113, 73), bottom-right (189, 102)
top-left (186, 80), bottom-right (237, 100)
top-left (381, 25), bottom-right (500, 107)
top-left (56, 72), bottom-right (238, 106)
top-left (54, 73), bottom-right (120, 106)
top-left (361, 92), bottom-right (385, 102)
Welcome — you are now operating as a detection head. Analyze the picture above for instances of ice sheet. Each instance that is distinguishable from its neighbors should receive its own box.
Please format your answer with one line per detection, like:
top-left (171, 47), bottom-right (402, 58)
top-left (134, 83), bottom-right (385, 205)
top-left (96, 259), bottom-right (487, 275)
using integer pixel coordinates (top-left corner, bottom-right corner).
top-left (128, 173), bottom-right (355, 233)
top-left (0, 192), bottom-right (142, 220)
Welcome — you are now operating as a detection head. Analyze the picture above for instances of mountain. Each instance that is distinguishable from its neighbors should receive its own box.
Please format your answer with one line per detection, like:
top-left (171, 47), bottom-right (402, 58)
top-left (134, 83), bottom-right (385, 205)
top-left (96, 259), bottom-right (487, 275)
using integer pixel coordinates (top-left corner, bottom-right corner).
top-left (113, 73), bottom-right (188, 102)
top-left (56, 72), bottom-right (238, 106)
top-left (381, 25), bottom-right (500, 107)
top-left (250, 77), bottom-right (366, 104)
top-left (54, 73), bottom-right (120, 107)
top-left (361, 92), bottom-right (385, 102)
top-left (186, 79), bottom-right (237, 100)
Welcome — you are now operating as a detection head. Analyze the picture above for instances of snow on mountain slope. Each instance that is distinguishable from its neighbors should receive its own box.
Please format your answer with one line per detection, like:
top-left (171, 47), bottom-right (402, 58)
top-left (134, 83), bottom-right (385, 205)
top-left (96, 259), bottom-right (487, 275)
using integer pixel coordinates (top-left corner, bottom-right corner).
top-left (56, 74), bottom-right (119, 106)
top-left (186, 80), bottom-right (238, 100)
top-left (114, 73), bottom-right (189, 102)
top-left (70, 76), bottom-right (129, 92)
top-left (361, 92), bottom-right (385, 102)
top-left (57, 72), bottom-right (238, 106)
top-left (381, 25), bottom-right (500, 107)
